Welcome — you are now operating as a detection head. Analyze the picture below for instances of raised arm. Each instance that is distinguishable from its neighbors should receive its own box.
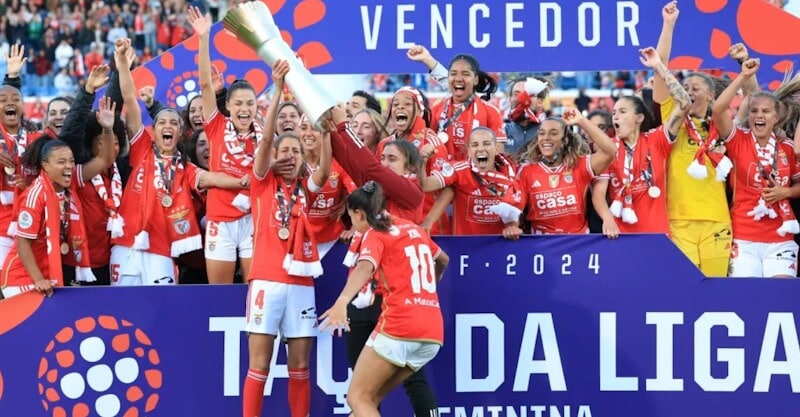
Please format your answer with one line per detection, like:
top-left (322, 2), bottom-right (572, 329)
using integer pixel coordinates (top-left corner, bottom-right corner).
top-left (61, 65), bottom-right (109, 162)
top-left (653, 1), bottom-right (679, 104)
top-left (188, 6), bottom-right (218, 122)
top-left (264, 60), bottom-right (288, 140)
top-left (563, 108), bottom-right (616, 175)
top-left (2, 43), bottom-right (26, 91)
top-left (114, 39), bottom-right (143, 138)
top-left (81, 97), bottom-right (117, 181)
top-left (640, 47), bottom-right (691, 138)
top-left (310, 131), bottom-right (332, 189)
top-left (407, 44), bottom-right (448, 85)
top-left (713, 59), bottom-right (760, 139)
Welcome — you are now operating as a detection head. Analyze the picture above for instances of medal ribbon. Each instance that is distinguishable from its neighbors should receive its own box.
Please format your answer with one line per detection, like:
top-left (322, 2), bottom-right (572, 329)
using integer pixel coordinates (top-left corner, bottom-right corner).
top-left (438, 97), bottom-right (475, 133)
top-left (153, 145), bottom-right (179, 196)
top-left (277, 178), bottom-right (302, 230)
top-left (60, 190), bottom-right (70, 251)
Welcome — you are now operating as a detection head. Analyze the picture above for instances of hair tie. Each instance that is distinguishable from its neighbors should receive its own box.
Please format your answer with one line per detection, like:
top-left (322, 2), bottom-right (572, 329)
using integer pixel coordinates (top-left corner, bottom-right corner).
top-left (362, 181), bottom-right (377, 194)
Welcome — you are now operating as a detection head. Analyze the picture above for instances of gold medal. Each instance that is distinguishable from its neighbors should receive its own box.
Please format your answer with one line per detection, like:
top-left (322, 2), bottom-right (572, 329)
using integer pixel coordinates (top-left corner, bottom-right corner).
top-left (60, 242), bottom-right (69, 255)
top-left (437, 131), bottom-right (449, 144)
top-left (278, 227), bottom-right (290, 241)
top-left (161, 195), bottom-right (173, 208)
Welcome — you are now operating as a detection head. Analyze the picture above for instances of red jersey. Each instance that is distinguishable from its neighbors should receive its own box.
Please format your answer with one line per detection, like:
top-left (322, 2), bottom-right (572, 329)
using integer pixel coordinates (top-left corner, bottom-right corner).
top-left (203, 110), bottom-right (255, 222)
top-left (377, 130), bottom-right (451, 234)
top-left (305, 160), bottom-right (356, 243)
top-left (75, 165), bottom-right (122, 267)
top-left (2, 180), bottom-right (60, 287)
top-left (725, 127), bottom-right (800, 242)
top-left (431, 161), bottom-right (524, 235)
top-left (358, 217), bottom-right (443, 344)
top-left (431, 97), bottom-right (506, 161)
top-left (249, 170), bottom-right (313, 286)
top-left (0, 129), bottom-right (44, 238)
top-left (112, 128), bottom-right (203, 258)
top-left (608, 127), bottom-right (672, 234)
top-left (518, 156), bottom-right (596, 234)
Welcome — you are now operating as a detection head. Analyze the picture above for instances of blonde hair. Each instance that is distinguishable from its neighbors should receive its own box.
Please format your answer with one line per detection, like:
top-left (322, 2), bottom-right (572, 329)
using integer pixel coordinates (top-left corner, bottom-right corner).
top-left (522, 117), bottom-right (589, 168)
top-left (353, 108), bottom-right (390, 143)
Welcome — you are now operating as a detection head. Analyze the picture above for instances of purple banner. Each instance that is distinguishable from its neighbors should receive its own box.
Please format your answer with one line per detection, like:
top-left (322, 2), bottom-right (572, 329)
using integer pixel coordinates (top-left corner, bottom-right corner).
top-left (98, 0), bottom-right (800, 112)
top-left (0, 234), bottom-right (799, 417)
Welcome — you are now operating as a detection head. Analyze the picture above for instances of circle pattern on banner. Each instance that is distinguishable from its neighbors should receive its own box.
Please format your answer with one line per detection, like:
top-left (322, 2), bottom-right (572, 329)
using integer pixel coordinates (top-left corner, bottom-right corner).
top-left (38, 316), bottom-right (163, 416)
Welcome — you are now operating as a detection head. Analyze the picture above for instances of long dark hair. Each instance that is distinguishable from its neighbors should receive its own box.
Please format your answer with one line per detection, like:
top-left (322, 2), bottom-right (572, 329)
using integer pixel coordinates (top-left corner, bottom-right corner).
top-left (383, 139), bottom-right (423, 175)
top-left (449, 54), bottom-right (497, 101)
top-left (346, 181), bottom-right (391, 231)
top-left (619, 96), bottom-right (658, 132)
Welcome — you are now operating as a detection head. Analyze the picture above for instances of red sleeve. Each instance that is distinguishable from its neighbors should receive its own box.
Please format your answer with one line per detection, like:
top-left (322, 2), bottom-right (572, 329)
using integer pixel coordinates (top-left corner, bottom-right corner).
top-left (185, 162), bottom-right (203, 192)
top-left (128, 127), bottom-right (152, 167)
top-left (16, 186), bottom-right (45, 239)
top-left (332, 122), bottom-right (424, 209)
top-left (650, 126), bottom-right (673, 159)
top-left (357, 229), bottom-right (385, 271)
top-left (485, 102), bottom-right (507, 143)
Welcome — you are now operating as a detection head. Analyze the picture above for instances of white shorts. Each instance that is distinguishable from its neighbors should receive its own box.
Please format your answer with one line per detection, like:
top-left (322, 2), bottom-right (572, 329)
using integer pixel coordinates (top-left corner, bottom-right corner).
top-left (109, 245), bottom-right (177, 286)
top-left (729, 239), bottom-right (799, 278)
top-left (1, 279), bottom-right (57, 298)
top-left (205, 215), bottom-right (254, 262)
top-left (245, 280), bottom-right (317, 338)
top-left (365, 332), bottom-right (441, 372)
top-left (0, 236), bottom-right (13, 270)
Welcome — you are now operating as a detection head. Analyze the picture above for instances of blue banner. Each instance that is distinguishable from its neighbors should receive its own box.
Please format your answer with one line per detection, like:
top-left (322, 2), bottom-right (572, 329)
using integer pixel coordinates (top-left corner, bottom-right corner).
top-left (1, 235), bottom-right (799, 417)
top-left (114, 0), bottom-right (800, 111)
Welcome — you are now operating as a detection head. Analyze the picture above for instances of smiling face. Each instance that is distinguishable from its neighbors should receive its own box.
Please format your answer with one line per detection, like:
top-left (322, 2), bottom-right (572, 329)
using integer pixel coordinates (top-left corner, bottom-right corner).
top-left (351, 111), bottom-right (379, 147)
top-left (46, 99), bottom-right (70, 135)
top-left (154, 111), bottom-right (181, 155)
top-left (43, 145), bottom-right (75, 191)
top-left (225, 88), bottom-right (257, 132)
top-left (749, 95), bottom-right (780, 141)
top-left (0, 86), bottom-right (23, 132)
top-left (390, 93), bottom-right (417, 134)
top-left (299, 118), bottom-right (321, 155)
top-left (448, 59), bottom-right (478, 104)
top-left (536, 119), bottom-right (565, 159)
top-left (277, 104), bottom-right (301, 134)
top-left (188, 97), bottom-right (203, 130)
top-left (468, 129), bottom-right (497, 173)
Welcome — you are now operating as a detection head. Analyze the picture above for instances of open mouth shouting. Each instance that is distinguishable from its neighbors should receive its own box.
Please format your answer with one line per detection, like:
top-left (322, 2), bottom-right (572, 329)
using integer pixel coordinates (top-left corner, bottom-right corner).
top-left (752, 119), bottom-right (768, 134)
top-left (61, 168), bottom-right (73, 187)
top-left (394, 111), bottom-right (409, 131)
top-left (4, 106), bottom-right (19, 124)
top-left (237, 111), bottom-right (252, 127)
top-left (474, 152), bottom-right (491, 170)
top-left (191, 116), bottom-right (204, 128)
top-left (280, 120), bottom-right (296, 132)
top-left (161, 130), bottom-right (176, 149)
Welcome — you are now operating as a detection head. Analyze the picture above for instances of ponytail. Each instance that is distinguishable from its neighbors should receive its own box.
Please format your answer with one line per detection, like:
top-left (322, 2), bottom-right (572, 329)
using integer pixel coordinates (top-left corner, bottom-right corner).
top-left (346, 181), bottom-right (391, 231)
top-left (21, 134), bottom-right (65, 173)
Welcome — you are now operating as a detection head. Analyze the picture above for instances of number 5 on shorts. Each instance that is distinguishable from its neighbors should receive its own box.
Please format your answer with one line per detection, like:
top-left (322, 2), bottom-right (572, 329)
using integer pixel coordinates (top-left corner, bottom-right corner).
top-left (404, 244), bottom-right (436, 294)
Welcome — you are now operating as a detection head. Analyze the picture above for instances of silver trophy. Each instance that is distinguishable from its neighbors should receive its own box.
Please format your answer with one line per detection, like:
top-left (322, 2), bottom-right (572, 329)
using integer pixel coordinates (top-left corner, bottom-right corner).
top-left (223, 1), bottom-right (337, 126)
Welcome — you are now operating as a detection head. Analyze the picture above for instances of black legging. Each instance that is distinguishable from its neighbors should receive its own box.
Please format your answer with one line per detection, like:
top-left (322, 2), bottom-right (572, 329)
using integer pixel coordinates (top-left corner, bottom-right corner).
top-left (346, 295), bottom-right (438, 417)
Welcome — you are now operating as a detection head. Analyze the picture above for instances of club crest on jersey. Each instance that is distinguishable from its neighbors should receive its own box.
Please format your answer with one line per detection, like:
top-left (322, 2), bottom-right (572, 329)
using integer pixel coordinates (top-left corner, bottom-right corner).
top-left (174, 219), bottom-right (190, 235)
top-left (780, 151), bottom-right (788, 166)
top-left (563, 171), bottom-right (573, 184)
top-left (548, 175), bottom-right (560, 188)
top-left (441, 162), bottom-right (454, 178)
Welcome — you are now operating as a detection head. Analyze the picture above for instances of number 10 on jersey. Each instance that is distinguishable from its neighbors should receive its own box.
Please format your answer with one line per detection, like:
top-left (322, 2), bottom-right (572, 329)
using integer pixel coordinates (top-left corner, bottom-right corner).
top-left (405, 244), bottom-right (437, 294)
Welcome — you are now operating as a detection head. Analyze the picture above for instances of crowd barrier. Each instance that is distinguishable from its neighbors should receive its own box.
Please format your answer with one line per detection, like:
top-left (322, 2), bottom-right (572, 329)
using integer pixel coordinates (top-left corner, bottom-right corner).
top-left (1, 234), bottom-right (798, 416)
